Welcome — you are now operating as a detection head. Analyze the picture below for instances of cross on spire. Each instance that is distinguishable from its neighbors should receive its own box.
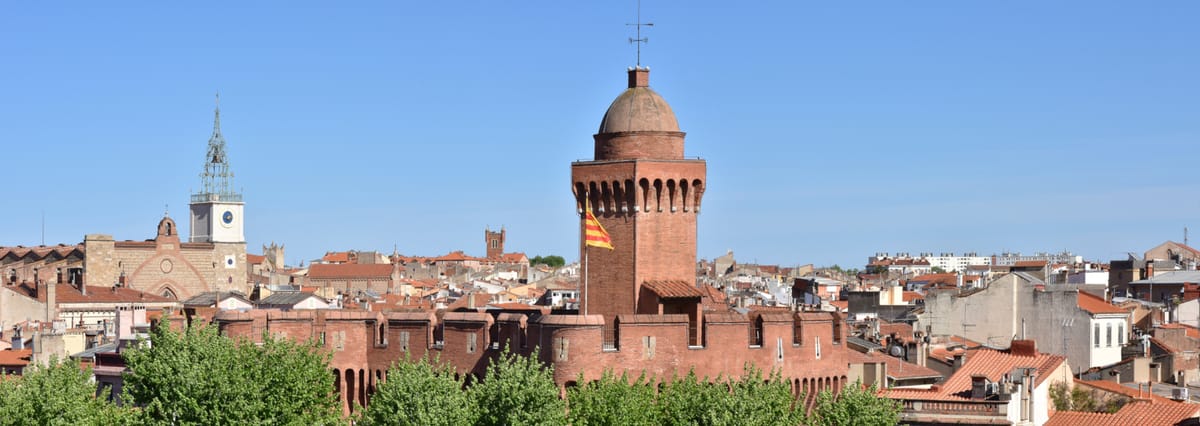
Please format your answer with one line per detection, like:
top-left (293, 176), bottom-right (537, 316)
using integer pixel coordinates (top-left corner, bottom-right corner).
top-left (626, 0), bottom-right (653, 67)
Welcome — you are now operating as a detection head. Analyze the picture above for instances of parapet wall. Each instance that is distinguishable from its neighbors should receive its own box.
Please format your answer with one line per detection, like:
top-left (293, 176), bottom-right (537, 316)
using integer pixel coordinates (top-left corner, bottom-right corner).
top-left (214, 309), bottom-right (864, 415)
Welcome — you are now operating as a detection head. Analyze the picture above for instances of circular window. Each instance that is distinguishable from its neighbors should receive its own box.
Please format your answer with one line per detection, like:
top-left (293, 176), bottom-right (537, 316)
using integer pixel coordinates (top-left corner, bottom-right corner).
top-left (221, 210), bottom-right (234, 227)
top-left (160, 259), bottom-right (173, 274)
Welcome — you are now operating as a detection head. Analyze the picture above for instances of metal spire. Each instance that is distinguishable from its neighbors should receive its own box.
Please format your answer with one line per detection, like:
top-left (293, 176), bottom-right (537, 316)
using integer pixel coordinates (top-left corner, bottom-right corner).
top-left (194, 93), bottom-right (241, 203)
top-left (626, 0), bottom-right (653, 67)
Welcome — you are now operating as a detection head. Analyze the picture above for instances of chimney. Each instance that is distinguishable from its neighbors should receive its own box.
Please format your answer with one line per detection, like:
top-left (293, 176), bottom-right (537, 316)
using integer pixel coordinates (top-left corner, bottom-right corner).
top-left (11, 328), bottom-right (23, 350)
top-left (627, 66), bottom-right (650, 88)
top-left (45, 279), bottom-right (56, 323)
top-left (1147, 262), bottom-right (1155, 278)
top-left (970, 374), bottom-right (990, 399)
top-left (953, 351), bottom-right (966, 372)
top-left (1010, 339), bottom-right (1037, 357)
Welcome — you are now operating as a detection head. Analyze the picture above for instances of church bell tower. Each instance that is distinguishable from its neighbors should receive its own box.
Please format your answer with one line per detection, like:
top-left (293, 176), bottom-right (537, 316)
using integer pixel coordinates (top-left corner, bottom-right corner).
top-left (189, 95), bottom-right (247, 291)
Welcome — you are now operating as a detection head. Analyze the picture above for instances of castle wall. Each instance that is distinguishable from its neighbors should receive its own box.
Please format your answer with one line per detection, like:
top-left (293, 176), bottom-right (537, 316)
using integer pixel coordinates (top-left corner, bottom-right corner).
top-left (214, 309), bottom-right (858, 415)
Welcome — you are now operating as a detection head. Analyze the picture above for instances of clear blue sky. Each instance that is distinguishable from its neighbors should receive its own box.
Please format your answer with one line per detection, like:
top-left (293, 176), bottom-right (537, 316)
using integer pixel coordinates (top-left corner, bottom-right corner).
top-left (2, 2), bottom-right (1197, 268)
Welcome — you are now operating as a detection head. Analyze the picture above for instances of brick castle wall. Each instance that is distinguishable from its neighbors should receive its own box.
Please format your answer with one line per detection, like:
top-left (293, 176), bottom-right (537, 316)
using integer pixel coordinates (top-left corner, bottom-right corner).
top-left (215, 310), bottom-right (858, 415)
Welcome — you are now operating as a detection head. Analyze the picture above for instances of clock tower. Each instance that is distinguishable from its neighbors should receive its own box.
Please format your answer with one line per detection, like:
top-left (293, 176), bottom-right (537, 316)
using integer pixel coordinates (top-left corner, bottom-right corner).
top-left (189, 95), bottom-right (248, 292)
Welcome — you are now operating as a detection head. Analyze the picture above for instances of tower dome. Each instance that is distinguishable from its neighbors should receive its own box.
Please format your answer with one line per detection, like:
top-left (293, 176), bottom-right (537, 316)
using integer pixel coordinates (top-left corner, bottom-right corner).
top-left (593, 67), bottom-right (686, 160)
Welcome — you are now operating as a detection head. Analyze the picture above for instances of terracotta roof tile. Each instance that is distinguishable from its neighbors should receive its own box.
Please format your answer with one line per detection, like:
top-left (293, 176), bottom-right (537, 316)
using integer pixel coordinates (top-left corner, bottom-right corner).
top-left (1077, 291), bottom-right (1127, 315)
top-left (322, 251), bottom-right (351, 263)
top-left (246, 254), bottom-right (266, 264)
top-left (1014, 260), bottom-right (1048, 268)
top-left (642, 280), bottom-right (704, 299)
top-left (888, 345), bottom-right (1064, 402)
top-left (308, 263), bottom-right (393, 279)
top-left (1046, 401), bottom-right (1199, 426)
top-left (9, 283), bottom-right (174, 304)
top-left (0, 349), bottom-right (32, 367)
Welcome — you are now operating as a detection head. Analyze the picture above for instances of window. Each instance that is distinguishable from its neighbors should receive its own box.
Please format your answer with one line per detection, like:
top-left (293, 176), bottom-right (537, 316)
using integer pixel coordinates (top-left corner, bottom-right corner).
top-left (1106, 324), bottom-right (1113, 347)
top-left (1119, 323), bottom-right (1125, 345)
top-left (1094, 324), bottom-right (1100, 348)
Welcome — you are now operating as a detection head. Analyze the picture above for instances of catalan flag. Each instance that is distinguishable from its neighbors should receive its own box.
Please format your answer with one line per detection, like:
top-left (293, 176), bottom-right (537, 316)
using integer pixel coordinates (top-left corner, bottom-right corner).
top-left (584, 200), bottom-right (613, 250)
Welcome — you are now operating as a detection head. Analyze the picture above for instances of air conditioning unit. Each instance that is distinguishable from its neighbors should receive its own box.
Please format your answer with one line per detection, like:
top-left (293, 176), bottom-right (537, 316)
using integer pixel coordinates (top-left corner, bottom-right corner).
top-left (1172, 387), bottom-right (1189, 401)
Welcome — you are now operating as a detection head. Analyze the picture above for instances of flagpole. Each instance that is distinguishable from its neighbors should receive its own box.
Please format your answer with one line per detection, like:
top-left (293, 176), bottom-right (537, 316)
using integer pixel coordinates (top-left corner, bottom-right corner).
top-left (583, 191), bottom-right (589, 316)
top-left (584, 247), bottom-right (589, 316)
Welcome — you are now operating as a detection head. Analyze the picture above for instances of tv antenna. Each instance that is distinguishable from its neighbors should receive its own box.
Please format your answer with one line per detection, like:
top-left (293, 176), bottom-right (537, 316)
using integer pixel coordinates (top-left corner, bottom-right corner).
top-left (626, 0), bottom-right (653, 66)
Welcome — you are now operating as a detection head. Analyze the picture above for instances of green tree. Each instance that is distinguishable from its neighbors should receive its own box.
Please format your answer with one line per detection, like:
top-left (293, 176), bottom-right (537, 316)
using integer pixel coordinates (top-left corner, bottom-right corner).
top-left (566, 371), bottom-right (661, 426)
top-left (471, 347), bottom-right (566, 426)
top-left (0, 357), bottom-right (130, 426)
top-left (530, 255), bottom-right (566, 268)
top-left (655, 370), bottom-right (727, 426)
top-left (810, 381), bottom-right (900, 426)
top-left (716, 365), bottom-right (806, 426)
top-left (357, 356), bottom-right (476, 426)
top-left (930, 266), bottom-right (947, 274)
top-left (122, 321), bottom-right (343, 425)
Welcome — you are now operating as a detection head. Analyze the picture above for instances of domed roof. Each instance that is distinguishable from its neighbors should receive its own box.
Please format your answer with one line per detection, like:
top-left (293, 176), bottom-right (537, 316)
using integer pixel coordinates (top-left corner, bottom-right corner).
top-left (597, 68), bottom-right (680, 134)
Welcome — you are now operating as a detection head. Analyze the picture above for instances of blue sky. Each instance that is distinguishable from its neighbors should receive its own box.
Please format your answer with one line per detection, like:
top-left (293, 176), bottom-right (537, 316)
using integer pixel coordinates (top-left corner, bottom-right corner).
top-left (2, 2), bottom-right (1197, 268)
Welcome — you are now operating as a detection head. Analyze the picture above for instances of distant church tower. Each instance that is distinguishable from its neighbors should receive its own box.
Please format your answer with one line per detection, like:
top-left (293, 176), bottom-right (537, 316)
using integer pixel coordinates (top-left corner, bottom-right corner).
top-left (572, 67), bottom-right (706, 323)
top-left (189, 95), bottom-right (248, 292)
top-left (485, 227), bottom-right (505, 259)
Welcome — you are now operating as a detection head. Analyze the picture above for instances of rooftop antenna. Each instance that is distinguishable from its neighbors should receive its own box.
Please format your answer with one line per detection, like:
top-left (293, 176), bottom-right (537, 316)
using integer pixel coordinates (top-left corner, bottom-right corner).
top-left (626, 0), bottom-right (653, 67)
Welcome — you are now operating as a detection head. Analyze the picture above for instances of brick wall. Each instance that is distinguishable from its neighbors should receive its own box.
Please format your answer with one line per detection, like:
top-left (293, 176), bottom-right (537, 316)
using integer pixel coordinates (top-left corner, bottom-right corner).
top-left (215, 309), bottom-right (861, 415)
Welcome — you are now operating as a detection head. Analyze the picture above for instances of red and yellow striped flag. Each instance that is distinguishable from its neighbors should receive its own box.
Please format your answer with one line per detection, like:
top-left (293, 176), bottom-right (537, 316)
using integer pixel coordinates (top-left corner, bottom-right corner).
top-left (584, 200), bottom-right (613, 250)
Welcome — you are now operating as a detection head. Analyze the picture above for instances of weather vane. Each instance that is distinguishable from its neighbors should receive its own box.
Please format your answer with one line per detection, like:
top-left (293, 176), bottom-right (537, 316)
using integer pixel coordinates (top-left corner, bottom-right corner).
top-left (626, 0), bottom-right (653, 67)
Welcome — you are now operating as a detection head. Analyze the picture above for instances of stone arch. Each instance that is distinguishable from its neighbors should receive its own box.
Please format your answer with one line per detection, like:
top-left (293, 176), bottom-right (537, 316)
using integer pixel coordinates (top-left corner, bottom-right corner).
top-left (151, 281), bottom-right (180, 300)
top-left (574, 182), bottom-right (587, 212)
top-left (692, 179), bottom-right (704, 213)
top-left (680, 179), bottom-right (690, 212)
top-left (346, 369), bottom-right (356, 412)
top-left (652, 179), bottom-right (663, 212)
top-left (666, 179), bottom-right (677, 212)
top-left (614, 180), bottom-right (624, 213)
top-left (588, 182), bottom-right (601, 211)
top-left (624, 179), bottom-right (636, 213)
top-left (638, 178), bottom-right (650, 212)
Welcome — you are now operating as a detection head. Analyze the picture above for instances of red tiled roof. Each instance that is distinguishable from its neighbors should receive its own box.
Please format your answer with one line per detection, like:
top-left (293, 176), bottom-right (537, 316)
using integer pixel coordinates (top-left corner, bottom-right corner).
top-left (828, 300), bottom-right (848, 311)
top-left (642, 280), bottom-right (704, 299)
top-left (0, 349), bottom-right (32, 367)
top-left (902, 291), bottom-right (924, 302)
top-left (888, 345), bottom-right (1065, 402)
top-left (308, 263), bottom-right (393, 279)
top-left (1045, 401), bottom-right (1199, 426)
top-left (434, 251), bottom-right (479, 262)
top-left (909, 273), bottom-right (957, 285)
top-left (322, 251), bottom-right (351, 263)
top-left (498, 252), bottom-right (528, 263)
top-left (867, 352), bottom-right (942, 380)
top-left (1014, 260), bottom-right (1048, 268)
top-left (1077, 291), bottom-right (1127, 315)
top-left (9, 283), bottom-right (174, 304)
top-left (0, 244), bottom-right (85, 261)
top-left (878, 322), bottom-right (914, 340)
top-left (246, 254), bottom-right (266, 265)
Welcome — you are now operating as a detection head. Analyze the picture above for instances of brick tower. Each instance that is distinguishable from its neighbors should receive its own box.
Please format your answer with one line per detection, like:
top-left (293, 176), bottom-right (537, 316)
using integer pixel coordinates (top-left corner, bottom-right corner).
top-left (572, 67), bottom-right (706, 324)
top-left (485, 227), bottom-right (505, 259)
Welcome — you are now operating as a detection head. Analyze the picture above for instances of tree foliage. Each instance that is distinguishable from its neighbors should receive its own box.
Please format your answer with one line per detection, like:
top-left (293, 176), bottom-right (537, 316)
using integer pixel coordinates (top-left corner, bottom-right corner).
top-left (471, 347), bottom-right (566, 426)
top-left (654, 366), bottom-right (806, 426)
top-left (122, 321), bottom-right (343, 425)
top-left (566, 371), bottom-right (660, 426)
top-left (810, 381), bottom-right (900, 426)
top-left (529, 255), bottom-right (566, 268)
top-left (1049, 382), bottom-right (1123, 414)
top-left (0, 357), bottom-right (129, 426)
top-left (357, 356), bottom-right (476, 426)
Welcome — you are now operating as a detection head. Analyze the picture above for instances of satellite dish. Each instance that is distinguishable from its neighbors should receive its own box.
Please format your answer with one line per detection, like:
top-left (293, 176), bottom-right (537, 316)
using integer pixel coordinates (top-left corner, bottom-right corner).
top-left (890, 345), bottom-right (904, 357)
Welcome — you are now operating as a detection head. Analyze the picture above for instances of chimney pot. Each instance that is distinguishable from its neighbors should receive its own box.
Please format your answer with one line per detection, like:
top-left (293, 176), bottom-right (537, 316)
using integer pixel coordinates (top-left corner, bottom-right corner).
top-left (627, 67), bottom-right (650, 88)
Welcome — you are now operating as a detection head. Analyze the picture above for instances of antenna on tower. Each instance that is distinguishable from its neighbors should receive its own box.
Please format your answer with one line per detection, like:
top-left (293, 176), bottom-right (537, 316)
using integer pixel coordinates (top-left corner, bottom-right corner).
top-left (626, 0), bottom-right (653, 66)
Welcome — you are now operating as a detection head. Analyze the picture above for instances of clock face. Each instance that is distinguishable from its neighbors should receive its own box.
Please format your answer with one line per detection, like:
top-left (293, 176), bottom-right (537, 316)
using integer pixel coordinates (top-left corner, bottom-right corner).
top-left (221, 210), bottom-right (234, 227)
